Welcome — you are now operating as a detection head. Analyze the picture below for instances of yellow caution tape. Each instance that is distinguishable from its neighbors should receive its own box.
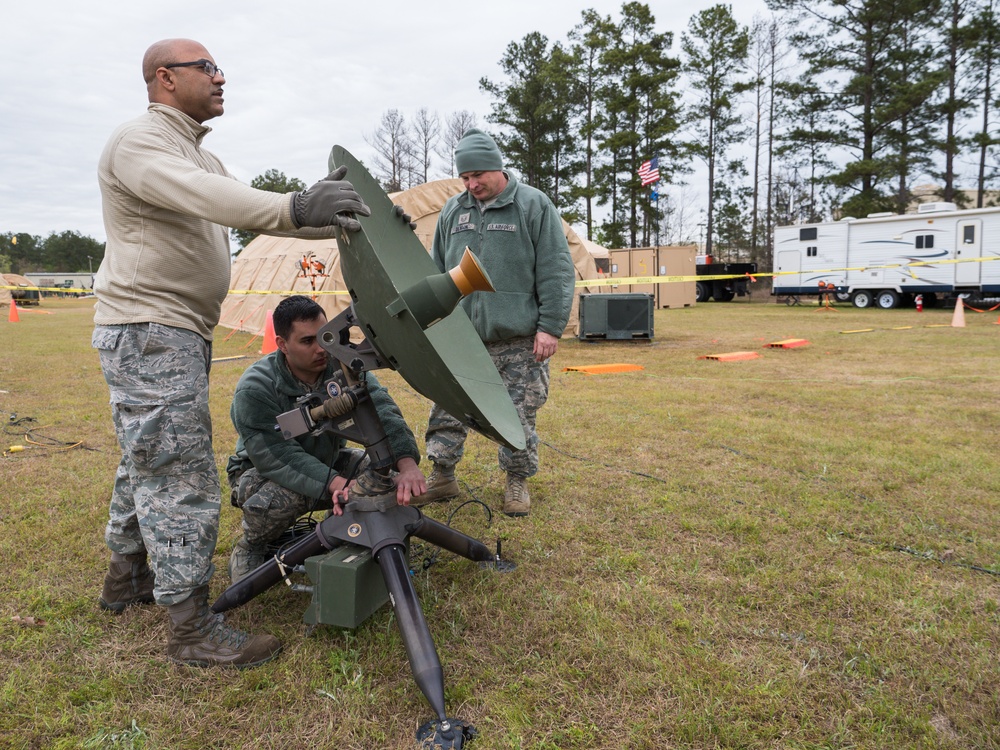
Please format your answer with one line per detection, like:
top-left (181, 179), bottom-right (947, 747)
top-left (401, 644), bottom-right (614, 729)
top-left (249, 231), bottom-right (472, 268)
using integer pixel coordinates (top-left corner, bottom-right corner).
top-left (8, 253), bottom-right (998, 295)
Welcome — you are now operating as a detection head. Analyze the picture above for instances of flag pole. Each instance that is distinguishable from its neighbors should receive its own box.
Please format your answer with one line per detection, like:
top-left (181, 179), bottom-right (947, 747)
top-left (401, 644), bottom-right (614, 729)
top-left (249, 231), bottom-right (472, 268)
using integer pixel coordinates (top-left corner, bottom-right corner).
top-left (655, 189), bottom-right (660, 248)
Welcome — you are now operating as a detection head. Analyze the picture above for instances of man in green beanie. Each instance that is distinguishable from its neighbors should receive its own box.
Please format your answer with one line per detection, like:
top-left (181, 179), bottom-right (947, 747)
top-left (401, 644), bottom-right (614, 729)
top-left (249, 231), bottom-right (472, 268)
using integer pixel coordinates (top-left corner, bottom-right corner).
top-left (420, 128), bottom-right (574, 517)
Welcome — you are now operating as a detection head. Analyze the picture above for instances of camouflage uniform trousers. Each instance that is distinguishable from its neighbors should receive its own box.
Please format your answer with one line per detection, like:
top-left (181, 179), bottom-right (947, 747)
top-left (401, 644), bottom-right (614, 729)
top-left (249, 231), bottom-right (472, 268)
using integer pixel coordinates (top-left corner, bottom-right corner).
top-left (227, 449), bottom-right (365, 550)
top-left (93, 323), bottom-right (219, 607)
top-left (228, 468), bottom-right (330, 550)
top-left (425, 335), bottom-right (549, 477)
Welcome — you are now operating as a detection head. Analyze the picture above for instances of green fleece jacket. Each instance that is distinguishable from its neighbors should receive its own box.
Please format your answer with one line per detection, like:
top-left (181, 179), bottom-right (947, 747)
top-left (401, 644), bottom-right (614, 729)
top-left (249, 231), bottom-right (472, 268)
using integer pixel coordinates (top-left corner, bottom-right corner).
top-left (431, 173), bottom-right (574, 342)
top-left (228, 351), bottom-right (419, 500)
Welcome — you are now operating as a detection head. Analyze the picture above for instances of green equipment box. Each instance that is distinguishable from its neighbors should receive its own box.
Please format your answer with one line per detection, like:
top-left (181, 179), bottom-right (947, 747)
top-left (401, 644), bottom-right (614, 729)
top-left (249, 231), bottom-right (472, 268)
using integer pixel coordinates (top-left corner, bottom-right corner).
top-left (303, 544), bottom-right (393, 629)
top-left (578, 293), bottom-right (654, 340)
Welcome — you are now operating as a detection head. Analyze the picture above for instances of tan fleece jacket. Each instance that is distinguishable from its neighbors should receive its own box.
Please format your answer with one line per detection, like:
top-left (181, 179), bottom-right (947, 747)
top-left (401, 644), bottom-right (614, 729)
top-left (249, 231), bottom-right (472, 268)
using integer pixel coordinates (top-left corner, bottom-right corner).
top-left (95, 103), bottom-right (298, 340)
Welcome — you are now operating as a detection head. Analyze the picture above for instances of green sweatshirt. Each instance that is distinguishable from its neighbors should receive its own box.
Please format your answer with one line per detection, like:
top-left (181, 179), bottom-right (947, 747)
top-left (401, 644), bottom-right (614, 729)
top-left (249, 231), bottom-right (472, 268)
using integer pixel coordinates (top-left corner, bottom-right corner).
top-left (228, 351), bottom-right (419, 500)
top-left (431, 173), bottom-right (574, 342)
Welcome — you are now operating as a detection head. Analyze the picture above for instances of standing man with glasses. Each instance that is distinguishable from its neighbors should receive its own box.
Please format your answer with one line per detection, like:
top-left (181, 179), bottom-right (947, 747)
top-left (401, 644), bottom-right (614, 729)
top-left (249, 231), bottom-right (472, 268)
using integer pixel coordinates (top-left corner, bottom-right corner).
top-left (93, 38), bottom-right (369, 668)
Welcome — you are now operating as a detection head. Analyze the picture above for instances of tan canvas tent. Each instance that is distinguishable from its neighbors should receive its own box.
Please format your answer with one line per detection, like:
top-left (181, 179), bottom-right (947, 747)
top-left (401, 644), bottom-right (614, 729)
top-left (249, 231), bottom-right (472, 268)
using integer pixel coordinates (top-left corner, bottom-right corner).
top-left (219, 236), bottom-right (348, 337)
top-left (2, 273), bottom-right (40, 306)
top-left (219, 178), bottom-right (605, 337)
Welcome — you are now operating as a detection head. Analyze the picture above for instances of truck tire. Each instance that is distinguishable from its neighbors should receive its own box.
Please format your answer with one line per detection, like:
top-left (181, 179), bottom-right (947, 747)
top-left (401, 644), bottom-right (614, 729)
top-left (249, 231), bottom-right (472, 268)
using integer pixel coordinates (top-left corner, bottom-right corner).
top-left (713, 287), bottom-right (735, 302)
top-left (851, 290), bottom-right (874, 308)
top-left (696, 282), bottom-right (710, 303)
top-left (875, 290), bottom-right (900, 309)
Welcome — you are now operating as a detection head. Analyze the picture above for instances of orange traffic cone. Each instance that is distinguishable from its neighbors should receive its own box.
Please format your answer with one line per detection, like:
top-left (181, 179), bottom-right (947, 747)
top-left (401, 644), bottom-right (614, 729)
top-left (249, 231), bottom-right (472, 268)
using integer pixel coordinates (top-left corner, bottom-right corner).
top-left (8, 300), bottom-right (19, 323)
top-left (260, 310), bottom-right (277, 354)
top-left (951, 297), bottom-right (966, 328)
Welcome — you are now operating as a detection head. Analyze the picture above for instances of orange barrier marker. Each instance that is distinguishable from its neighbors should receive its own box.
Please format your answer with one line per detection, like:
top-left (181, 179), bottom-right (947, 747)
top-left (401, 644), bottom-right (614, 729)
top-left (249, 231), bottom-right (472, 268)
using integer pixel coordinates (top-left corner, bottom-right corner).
top-left (765, 338), bottom-right (809, 348)
top-left (951, 297), bottom-right (966, 328)
top-left (698, 351), bottom-right (760, 361)
top-left (260, 310), bottom-right (277, 354)
top-left (562, 363), bottom-right (645, 375)
top-left (7, 300), bottom-right (19, 323)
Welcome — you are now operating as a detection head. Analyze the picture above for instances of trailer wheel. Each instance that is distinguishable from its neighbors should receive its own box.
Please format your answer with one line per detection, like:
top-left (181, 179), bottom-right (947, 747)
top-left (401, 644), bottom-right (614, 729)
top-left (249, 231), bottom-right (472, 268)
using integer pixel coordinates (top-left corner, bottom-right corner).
top-left (851, 290), bottom-right (874, 308)
top-left (714, 288), bottom-right (735, 302)
top-left (835, 291), bottom-right (851, 302)
top-left (695, 282), bottom-right (710, 303)
top-left (875, 290), bottom-right (900, 309)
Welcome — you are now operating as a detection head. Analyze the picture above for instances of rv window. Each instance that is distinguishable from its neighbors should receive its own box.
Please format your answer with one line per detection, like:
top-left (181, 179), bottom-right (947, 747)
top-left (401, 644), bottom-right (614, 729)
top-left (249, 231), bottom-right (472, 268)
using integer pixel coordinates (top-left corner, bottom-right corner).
top-left (915, 234), bottom-right (934, 249)
top-left (799, 227), bottom-right (817, 241)
top-left (806, 246), bottom-right (817, 257)
top-left (963, 226), bottom-right (975, 244)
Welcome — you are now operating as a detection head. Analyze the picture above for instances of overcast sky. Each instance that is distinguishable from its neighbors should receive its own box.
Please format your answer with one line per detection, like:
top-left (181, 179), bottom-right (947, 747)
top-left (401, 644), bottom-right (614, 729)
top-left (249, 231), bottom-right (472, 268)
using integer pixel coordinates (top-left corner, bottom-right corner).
top-left (1, 0), bottom-right (769, 243)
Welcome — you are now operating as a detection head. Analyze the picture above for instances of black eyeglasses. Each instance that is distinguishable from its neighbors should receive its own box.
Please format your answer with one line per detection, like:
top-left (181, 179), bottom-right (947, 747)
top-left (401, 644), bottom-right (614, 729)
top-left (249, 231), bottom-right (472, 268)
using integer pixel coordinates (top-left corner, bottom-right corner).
top-left (164, 59), bottom-right (224, 79)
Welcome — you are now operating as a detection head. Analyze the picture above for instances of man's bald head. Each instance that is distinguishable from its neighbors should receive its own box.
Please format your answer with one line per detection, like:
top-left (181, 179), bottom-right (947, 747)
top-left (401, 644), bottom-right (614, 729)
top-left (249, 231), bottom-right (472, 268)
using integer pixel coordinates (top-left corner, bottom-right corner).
top-left (142, 39), bottom-right (207, 84)
top-left (141, 39), bottom-right (225, 123)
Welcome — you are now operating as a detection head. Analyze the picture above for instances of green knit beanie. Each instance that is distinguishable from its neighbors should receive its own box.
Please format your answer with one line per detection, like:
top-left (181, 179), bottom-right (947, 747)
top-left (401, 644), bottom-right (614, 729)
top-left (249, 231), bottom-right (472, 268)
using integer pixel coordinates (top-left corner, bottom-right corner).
top-left (454, 128), bottom-right (504, 174)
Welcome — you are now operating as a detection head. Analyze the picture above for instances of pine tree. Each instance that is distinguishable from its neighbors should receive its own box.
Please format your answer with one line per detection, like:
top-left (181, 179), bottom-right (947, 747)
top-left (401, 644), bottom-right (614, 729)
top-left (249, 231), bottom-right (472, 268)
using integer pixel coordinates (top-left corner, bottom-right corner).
top-left (682, 3), bottom-right (752, 256)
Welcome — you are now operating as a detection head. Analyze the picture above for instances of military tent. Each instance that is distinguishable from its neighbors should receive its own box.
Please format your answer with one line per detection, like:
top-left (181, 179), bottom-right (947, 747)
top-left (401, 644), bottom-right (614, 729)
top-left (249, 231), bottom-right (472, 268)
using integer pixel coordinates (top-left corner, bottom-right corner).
top-left (2, 273), bottom-right (41, 306)
top-left (219, 178), bottom-right (605, 338)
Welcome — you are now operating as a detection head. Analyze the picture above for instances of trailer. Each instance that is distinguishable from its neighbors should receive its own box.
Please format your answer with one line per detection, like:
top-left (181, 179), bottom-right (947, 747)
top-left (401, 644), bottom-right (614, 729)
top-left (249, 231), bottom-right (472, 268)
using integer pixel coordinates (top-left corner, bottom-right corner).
top-left (771, 203), bottom-right (1000, 308)
top-left (695, 254), bottom-right (757, 302)
top-left (23, 272), bottom-right (95, 297)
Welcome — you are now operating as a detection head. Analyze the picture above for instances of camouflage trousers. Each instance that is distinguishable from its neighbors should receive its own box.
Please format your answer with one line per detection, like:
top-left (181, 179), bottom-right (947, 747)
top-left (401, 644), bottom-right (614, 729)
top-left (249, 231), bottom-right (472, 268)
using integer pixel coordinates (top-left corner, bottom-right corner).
top-left (229, 468), bottom-right (328, 550)
top-left (227, 449), bottom-right (365, 549)
top-left (425, 335), bottom-right (549, 477)
top-left (93, 323), bottom-right (219, 606)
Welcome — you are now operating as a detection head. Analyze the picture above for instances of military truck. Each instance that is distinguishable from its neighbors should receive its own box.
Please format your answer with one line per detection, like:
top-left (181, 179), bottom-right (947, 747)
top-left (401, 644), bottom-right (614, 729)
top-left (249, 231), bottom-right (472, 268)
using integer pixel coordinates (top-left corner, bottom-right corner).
top-left (695, 254), bottom-right (757, 302)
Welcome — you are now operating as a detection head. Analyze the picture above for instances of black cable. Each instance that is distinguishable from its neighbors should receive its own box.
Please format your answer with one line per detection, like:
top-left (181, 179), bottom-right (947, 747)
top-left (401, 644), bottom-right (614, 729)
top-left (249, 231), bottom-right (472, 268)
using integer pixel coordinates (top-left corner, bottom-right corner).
top-left (416, 481), bottom-right (494, 572)
top-left (3, 413), bottom-right (93, 456)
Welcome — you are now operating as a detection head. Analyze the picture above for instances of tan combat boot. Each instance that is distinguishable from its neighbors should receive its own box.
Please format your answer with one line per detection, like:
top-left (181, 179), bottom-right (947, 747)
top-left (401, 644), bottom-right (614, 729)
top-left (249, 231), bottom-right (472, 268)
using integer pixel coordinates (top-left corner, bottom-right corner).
top-left (166, 585), bottom-right (282, 668)
top-left (99, 551), bottom-right (155, 612)
top-left (228, 537), bottom-right (270, 585)
top-left (414, 463), bottom-right (459, 504)
top-left (503, 474), bottom-right (530, 517)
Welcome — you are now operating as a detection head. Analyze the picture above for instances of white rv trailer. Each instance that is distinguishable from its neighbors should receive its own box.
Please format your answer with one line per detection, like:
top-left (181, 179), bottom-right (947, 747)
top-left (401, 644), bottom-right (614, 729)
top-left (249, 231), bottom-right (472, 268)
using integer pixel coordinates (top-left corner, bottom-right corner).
top-left (771, 202), bottom-right (1000, 308)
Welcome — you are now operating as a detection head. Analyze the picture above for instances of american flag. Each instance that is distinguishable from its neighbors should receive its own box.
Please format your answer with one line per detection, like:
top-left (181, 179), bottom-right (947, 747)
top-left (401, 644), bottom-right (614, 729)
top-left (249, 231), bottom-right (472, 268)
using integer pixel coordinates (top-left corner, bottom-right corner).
top-left (638, 157), bottom-right (660, 186)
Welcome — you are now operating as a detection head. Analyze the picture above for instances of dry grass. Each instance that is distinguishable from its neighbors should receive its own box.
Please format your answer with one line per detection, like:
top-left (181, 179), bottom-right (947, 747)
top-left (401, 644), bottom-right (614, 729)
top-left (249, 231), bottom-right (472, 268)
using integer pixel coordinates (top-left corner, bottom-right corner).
top-left (1, 293), bottom-right (998, 749)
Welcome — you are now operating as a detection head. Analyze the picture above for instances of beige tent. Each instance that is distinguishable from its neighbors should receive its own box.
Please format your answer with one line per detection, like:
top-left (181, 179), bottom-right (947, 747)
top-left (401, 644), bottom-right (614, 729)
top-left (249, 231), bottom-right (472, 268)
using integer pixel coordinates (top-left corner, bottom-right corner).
top-left (2, 273), bottom-right (40, 306)
top-left (219, 179), bottom-right (605, 337)
top-left (219, 236), bottom-right (348, 337)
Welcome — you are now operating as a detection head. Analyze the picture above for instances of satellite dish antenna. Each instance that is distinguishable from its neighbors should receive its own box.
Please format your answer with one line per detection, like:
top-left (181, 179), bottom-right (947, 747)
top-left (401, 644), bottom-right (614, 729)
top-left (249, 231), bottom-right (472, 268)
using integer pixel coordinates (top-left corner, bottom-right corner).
top-left (213, 147), bottom-right (526, 747)
top-left (326, 145), bottom-right (525, 452)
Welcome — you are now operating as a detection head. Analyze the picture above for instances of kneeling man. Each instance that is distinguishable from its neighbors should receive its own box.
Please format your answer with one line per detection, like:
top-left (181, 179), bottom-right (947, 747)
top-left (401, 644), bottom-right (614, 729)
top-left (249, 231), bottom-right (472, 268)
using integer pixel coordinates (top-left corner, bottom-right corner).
top-left (226, 295), bottom-right (425, 582)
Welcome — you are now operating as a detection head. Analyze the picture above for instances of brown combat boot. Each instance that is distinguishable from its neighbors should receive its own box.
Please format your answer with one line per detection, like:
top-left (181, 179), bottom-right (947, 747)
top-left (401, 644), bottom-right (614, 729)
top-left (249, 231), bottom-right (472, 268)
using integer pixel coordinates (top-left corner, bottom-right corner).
top-left (413, 463), bottom-right (459, 505)
top-left (166, 585), bottom-right (282, 668)
top-left (503, 474), bottom-right (530, 517)
top-left (99, 551), bottom-right (155, 612)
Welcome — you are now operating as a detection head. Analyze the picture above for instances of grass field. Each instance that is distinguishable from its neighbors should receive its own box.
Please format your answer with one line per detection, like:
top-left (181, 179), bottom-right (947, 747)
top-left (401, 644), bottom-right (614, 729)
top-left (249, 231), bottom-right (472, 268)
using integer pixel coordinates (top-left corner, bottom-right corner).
top-left (1, 294), bottom-right (998, 750)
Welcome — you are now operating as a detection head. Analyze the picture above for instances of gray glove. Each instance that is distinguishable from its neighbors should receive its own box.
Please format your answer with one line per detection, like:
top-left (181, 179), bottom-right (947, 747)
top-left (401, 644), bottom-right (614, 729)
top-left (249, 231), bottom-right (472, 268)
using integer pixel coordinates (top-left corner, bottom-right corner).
top-left (394, 204), bottom-right (417, 231)
top-left (292, 166), bottom-right (371, 231)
